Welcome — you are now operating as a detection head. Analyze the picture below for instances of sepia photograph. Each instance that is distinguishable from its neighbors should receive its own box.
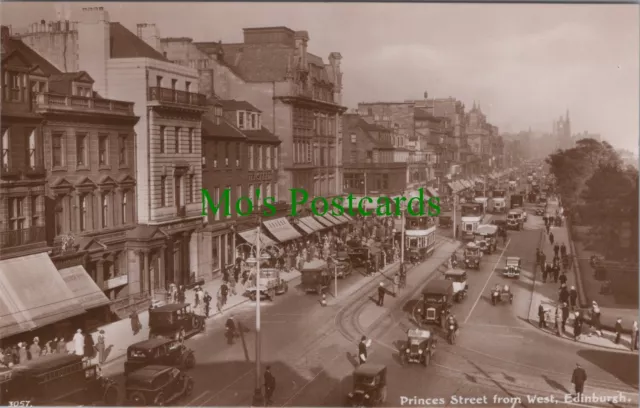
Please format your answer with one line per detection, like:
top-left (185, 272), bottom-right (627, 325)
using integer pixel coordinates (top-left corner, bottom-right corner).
top-left (0, 1), bottom-right (638, 407)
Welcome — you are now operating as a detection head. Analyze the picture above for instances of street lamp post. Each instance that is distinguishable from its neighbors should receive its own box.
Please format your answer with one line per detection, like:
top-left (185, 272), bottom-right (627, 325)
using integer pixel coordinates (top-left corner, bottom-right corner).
top-left (251, 222), bottom-right (264, 406)
top-left (400, 191), bottom-right (406, 266)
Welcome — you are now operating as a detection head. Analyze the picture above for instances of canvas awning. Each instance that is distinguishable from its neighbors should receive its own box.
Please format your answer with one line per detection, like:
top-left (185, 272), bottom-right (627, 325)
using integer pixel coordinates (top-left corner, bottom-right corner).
top-left (263, 217), bottom-right (302, 242)
top-left (294, 219), bottom-right (314, 234)
top-left (237, 228), bottom-right (276, 247)
top-left (342, 213), bottom-right (354, 222)
top-left (58, 265), bottom-right (111, 310)
top-left (314, 215), bottom-right (333, 227)
top-left (0, 253), bottom-right (86, 339)
top-left (322, 214), bottom-right (343, 225)
top-left (299, 216), bottom-right (325, 232)
top-left (332, 214), bottom-right (349, 223)
top-left (425, 187), bottom-right (439, 198)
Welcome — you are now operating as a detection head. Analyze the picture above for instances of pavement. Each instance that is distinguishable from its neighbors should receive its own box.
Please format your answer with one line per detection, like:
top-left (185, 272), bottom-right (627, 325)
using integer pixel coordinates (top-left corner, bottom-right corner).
top-left (525, 199), bottom-right (635, 352)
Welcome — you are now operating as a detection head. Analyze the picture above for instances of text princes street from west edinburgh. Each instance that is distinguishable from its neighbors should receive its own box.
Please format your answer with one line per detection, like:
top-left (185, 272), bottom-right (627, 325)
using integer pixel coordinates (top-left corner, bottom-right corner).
top-left (0, 2), bottom-right (637, 408)
top-left (202, 187), bottom-right (441, 217)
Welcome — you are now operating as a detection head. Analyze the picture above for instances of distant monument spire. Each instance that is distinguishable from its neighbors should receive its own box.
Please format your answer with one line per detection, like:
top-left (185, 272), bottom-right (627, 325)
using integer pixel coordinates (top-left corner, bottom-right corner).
top-left (472, 100), bottom-right (476, 110)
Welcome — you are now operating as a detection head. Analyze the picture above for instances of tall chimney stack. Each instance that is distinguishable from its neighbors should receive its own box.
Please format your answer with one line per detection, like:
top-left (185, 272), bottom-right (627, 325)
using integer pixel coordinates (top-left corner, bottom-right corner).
top-left (77, 7), bottom-right (110, 97)
top-left (136, 23), bottom-right (162, 54)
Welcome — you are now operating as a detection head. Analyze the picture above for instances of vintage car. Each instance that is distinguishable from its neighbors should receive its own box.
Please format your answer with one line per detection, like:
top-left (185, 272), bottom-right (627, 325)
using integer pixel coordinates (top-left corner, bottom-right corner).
top-left (3, 354), bottom-right (118, 406)
top-left (491, 284), bottom-right (513, 305)
top-left (347, 246), bottom-right (370, 268)
top-left (503, 256), bottom-right (522, 278)
top-left (474, 225), bottom-right (498, 254)
top-left (444, 269), bottom-right (468, 302)
top-left (463, 242), bottom-right (481, 270)
top-left (333, 251), bottom-right (353, 278)
top-left (400, 328), bottom-right (436, 366)
top-left (507, 210), bottom-right (524, 230)
top-left (246, 267), bottom-right (289, 301)
top-left (534, 207), bottom-right (546, 216)
top-left (148, 303), bottom-right (205, 340)
top-left (300, 258), bottom-right (331, 294)
top-left (417, 280), bottom-right (453, 328)
top-left (125, 338), bottom-right (196, 376)
top-left (125, 365), bottom-right (193, 406)
top-left (345, 364), bottom-right (387, 407)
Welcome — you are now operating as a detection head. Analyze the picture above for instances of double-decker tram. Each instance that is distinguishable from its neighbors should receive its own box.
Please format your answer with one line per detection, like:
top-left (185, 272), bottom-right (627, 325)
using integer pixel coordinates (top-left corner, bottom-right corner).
top-left (460, 202), bottom-right (484, 240)
top-left (404, 213), bottom-right (437, 261)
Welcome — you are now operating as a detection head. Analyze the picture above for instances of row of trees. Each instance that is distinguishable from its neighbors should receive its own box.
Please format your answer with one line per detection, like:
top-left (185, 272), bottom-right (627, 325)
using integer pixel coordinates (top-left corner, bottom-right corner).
top-left (546, 138), bottom-right (638, 260)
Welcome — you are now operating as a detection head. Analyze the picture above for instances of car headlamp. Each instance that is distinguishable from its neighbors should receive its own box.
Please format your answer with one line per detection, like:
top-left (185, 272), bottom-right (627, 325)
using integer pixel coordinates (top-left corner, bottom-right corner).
top-left (418, 349), bottom-right (423, 354)
top-left (364, 394), bottom-right (370, 399)
top-left (406, 348), bottom-right (410, 353)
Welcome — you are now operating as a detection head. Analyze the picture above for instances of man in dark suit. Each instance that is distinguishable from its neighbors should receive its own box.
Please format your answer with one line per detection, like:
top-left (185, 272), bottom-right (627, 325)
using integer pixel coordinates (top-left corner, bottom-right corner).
top-left (377, 282), bottom-right (386, 307)
top-left (264, 365), bottom-right (276, 405)
top-left (571, 363), bottom-right (587, 396)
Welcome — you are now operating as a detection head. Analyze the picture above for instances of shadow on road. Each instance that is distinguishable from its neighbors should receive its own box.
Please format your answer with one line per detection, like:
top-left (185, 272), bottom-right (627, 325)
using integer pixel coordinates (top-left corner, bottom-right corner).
top-left (542, 374), bottom-right (570, 393)
top-left (577, 349), bottom-right (639, 389)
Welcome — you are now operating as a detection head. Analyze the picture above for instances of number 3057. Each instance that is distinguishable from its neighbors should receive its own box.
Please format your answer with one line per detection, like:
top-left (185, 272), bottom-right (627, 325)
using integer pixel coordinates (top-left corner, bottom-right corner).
top-left (9, 402), bottom-right (32, 406)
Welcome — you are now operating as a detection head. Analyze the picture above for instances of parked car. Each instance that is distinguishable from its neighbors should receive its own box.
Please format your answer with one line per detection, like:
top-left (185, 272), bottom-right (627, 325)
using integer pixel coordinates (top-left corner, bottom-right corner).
top-left (148, 303), bottom-right (205, 340)
top-left (125, 338), bottom-right (196, 376)
top-left (125, 365), bottom-right (194, 406)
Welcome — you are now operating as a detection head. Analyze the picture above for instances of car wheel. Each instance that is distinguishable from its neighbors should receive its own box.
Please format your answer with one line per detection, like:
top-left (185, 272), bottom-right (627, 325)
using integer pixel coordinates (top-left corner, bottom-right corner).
top-left (154, 392), bottom-right (166, 406)
top-left (129, 391), bottom-right (146, 406)
top-left (249, 292), bottom-right (256, 301)
top-left (103, 384), bottom-right (119, 406)
top-left (185, 378), bottom-right (194, 395)
top-left (424, 351), bottom-right (431, 367)
top-left (283, 282), bottom-right (289, 293)
top-left (268, 289), bottom-right (276, 300)
top-left (184, 353), bottom-right (196, 369)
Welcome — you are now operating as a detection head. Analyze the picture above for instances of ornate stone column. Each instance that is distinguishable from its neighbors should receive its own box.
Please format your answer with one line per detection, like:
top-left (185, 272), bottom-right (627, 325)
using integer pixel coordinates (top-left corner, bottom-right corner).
top-left (182, 231), bottom-right (191, 283)
top-left (96, 258), bottom-right (105, 291)
top-left (159, 245), bottom-right (167, 289)
top-left (143, 249), bottom-right (150, 297)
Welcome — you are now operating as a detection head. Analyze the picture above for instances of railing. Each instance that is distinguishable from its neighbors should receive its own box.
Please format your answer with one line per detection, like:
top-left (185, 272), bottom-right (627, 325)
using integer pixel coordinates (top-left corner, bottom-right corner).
top-left (344, 162), bottom-right (407, 170)
top-left (147, 87), bottom-right (207, 107)
top-left (35, 93), bottom-right (134, 115)
top-left (0, 226), bottom-right (46, 249)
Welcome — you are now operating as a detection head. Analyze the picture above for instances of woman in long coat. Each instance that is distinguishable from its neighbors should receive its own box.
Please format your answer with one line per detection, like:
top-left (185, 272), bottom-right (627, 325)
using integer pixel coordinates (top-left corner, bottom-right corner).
top-left (96, 330), bottom-right (106, 364)
top-left (84, 331), bottom-right (96, 359)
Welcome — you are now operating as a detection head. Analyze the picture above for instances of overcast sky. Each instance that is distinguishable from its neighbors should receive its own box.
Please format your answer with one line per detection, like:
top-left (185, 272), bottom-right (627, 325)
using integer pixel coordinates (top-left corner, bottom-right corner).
top-left (2, 2), bottom-right (638, 152)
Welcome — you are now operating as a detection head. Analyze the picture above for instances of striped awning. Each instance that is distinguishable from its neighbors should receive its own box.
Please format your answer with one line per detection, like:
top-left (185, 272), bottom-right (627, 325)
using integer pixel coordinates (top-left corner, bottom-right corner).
top-left (426, 187), bottom-right (439, 198)
top-left (314, 216), bottom-right (333, 227)
top-left (299, 216), bottom-right (326, 232)
top-left (0, 253), bottom-right (87, 339)
top-left (332, 214), bottom-right (349, 223)
top-left (238, 228), bottom-right (276, 247)
top-left (263, 217), bottom-right (302, 242)
top-left (322, 214), bottom-right (342, 225)
top-left (294, 219), bottom-right (314, 234)
top-left (342, 213), bottom-right (354, 222)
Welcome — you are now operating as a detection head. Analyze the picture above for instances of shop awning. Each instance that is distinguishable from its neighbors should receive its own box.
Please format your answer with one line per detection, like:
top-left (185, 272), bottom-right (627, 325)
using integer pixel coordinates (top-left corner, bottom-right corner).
top-left (58, 265), bottom-right (111, 310)
top-left (314, 216), bottom-right (333, 227)
top-left (342, 213), bottom-right (354, 222)
top-left (332, 214), bottom-right (349, 223)
top-left (299, 216), bottom-right (325, 232)
top-left (294, 219), bottom-right (314, 234)
top-left (426, 187), bottom-right (439, 198)
top-left (263, 217), bottom-right (302, 243)
top-left (0, 253), bottom-right (86, 339)
top-left (322, 214), bottom-right (342, 225)
top-left (237, 228), bottom-right (276, 247)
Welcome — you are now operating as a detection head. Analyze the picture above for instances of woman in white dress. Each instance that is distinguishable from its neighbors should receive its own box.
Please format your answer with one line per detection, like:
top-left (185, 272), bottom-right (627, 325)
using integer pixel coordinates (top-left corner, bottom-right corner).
top-left (73, 329), bottom-right (85, 356)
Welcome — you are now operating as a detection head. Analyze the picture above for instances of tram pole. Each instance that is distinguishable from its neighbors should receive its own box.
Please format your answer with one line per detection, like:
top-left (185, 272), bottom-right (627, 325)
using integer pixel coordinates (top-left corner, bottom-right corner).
top-left (453, 193), bottom-right (457, 240)
top-left (400, 191), bottom-right (405, 266)
top-left (252, 220), bottom-right (264, 406)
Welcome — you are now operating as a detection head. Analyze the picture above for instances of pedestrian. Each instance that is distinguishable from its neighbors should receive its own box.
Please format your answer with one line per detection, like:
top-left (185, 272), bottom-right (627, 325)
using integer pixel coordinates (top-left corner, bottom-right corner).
top-left (559, 272), bottom-right (568, 286)
top-left (377, 282), bottom-right (386, 307)
top-left (178, 285), bottom-right (186, 303)
top-left (573, 311), bottom-right (582, 341)
top-left (559, 285), bottom-right (569, 304)
top-left (614, 318), bottom-right (623, 344)
top-left (203, 291), bottom-right (212, 317)
top-left (84, 331), bottom-right (95, 360)
top-left (561, 302), bottom-right (569, 333)
top-left (130, 310), bottom-right (141, 335)
top-left (543, 263), bottom-right (550, 283)
top-left (549, 232), bottom-right (554, 245)
top-left (96, 330), bottom-right (106, 364)
top-left (194, 286), bottom-right (201, 307)
top-left (264, 365), bottom-right (276, 405)
top-left (229, 276), bottom-right (237, 296)
top-left (29, 337), bottom-right (41, 360)
top-left (540, 253), bottom-right (547, 272)
top-left (220, 281), bottom-right (229, 306)
top-left (178, 326), bottom-right (186, 345)
top-left (216, 289), bottom-right (224, 313)
top-left (538, 304), bottom-right (546, 328)
top-left (44, 340), bottom-right (53, 355)
top-left (358, 335), bottom-right (371, 365)
top-left (632, 321), bottom-right (639, 351)
top-left (73, 329), bottom-right (85, 356)
top-left (545, 224), bottom-right (550, 235)
top-left (554, 308), bottom-right (562, 336)
top-left (553, 244), bottom-right (560, 258)
top-left (56, 337), bottom-right (67, 354)
top-left (590, 301), bottom-right (602, 336)
top-left (18, 342), bottom-right (27, 363)
top-left (553, 264), bottom-right (560, 283)
top-left (571, 363), bottom-right (587, 397)
top-left (569, 286), bottom-right (578, 310)
top-left (560, 243), bottom-right (567, 257)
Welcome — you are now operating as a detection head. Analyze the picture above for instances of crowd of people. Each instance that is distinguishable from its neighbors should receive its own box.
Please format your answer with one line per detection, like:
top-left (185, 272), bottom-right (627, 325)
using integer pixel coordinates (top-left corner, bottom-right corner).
top-left (0, 328), bottom-right (107, 369)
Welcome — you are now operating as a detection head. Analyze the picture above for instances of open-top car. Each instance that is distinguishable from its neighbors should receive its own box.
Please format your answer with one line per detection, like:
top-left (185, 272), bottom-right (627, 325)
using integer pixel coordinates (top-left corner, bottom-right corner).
top-left (444, 269), bottom-right (468, 302)
top-left (400, 329), bottom-right (436, 367)
top-left (125, 365), bottom-right (193, 406)
top-left (148, 303), bottom-right (205, 340)
top-left (491, 284), bottom-right (513, 306)
top-left (333, 251), bottom-right (353, 278)
top-left (503, 257), bottom-right (521, 278)
top-left (246, 267), bottom-right (289, 301)
top-left (474, 225), bottom-right (498, 254)
top-left (125, 338), bottom-right (195, 376)
top-left (4, 354), bottom-right (118, 406)
top-left (463, 242), bottom-right (481, 270)
top-left (417, 280), bottom-right (453, 328)
top-left (345, 364), bottom-right (387, 407)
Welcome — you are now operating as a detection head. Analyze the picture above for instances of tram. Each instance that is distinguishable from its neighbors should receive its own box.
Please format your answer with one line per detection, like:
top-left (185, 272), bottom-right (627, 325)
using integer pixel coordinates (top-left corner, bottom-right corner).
top-left (460, 202), bottom-right (484, 240)
top-left (404, 213), bottom-right (437, 261)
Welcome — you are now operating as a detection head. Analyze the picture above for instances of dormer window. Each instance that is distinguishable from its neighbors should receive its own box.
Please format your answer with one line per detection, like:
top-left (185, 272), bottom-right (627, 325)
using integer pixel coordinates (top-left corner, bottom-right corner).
top-left (74, 84), bottom-right (92, 97)
top-left (251, 113), bottom-right (256, 129)
top-left (238, 111), bottom-right (245, 129)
